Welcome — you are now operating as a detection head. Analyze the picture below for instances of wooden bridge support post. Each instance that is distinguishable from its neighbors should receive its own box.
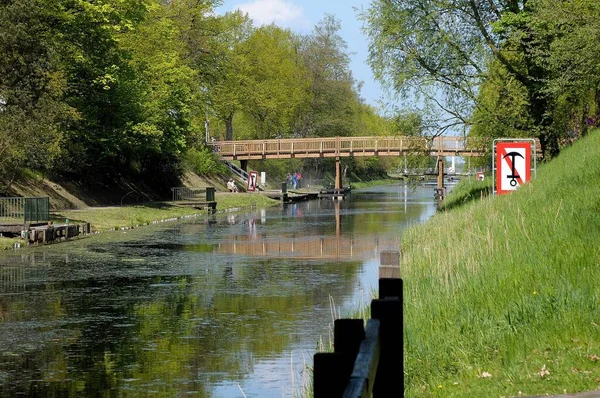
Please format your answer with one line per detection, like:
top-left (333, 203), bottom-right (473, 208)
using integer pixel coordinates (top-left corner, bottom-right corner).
top-left (437, 158), bottom-right (444, 190)
top-left (335, 157), bottom-right (342, 190)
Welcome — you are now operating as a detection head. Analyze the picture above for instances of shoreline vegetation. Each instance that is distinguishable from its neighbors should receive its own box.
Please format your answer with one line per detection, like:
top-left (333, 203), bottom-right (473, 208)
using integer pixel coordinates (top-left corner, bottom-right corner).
top-left (1, 177), bottom-right (405, 251)
top-left (397, 129), bottom-right (600, 396)
top-left (0, 192), bottom-right (279, 250)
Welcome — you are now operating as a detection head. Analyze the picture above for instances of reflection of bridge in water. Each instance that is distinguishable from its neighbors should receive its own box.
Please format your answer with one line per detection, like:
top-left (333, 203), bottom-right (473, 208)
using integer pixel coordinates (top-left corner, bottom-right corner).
top-left (214, 234), bottom-right (399, 260)
top-left (214, 203), bottom-right (400, 260)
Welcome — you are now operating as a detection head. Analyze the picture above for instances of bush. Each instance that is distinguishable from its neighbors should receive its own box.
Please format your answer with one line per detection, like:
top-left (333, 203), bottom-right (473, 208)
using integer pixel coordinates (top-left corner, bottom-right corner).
top-left (183, 147), bottom-right (227, 175)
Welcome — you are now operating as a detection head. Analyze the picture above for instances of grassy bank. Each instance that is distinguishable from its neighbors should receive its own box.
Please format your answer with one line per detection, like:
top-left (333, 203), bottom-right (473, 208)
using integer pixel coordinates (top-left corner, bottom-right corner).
top-left (1, 193), bottom-right (278, 249)
top-left (350, 178), bottom-right (400, 189)
top-left (401, 130), bottom-right (600, 396)
top-left (57, 192), bottom-right (278, 232)
top-left (439, 177), bottom-right (492, 211)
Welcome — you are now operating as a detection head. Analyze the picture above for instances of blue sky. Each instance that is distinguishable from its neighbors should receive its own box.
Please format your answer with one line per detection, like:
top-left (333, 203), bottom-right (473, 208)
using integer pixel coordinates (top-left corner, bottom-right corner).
top-left (215, 0), bottom-right (388, 110)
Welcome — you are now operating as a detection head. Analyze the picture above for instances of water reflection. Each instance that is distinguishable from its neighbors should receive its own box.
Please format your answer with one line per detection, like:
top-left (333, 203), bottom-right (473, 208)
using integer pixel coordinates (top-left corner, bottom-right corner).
top-left (0, 183), bottom-right (436, 397)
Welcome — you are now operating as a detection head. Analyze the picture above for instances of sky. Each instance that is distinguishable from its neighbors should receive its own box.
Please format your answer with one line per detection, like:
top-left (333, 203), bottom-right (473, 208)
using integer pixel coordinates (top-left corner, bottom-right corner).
top-left (215, 0), bottom-right (388, 110)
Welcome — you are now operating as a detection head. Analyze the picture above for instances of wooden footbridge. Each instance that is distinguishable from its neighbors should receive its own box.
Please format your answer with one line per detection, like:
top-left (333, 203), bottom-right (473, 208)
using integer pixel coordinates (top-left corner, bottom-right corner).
top-left (209, 136), bottom-right (510, 189)
top-left (209, 136), bottom-right (494, 160)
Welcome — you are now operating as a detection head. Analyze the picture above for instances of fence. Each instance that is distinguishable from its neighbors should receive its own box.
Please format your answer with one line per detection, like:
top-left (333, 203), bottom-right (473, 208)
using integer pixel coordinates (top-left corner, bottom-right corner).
top-left (314, 250), bottom-right (403, 397)
top-left (171, 187), bottom-right (215, 202)
top-left (171, 187), bottom-right (216, 212)
top-left (0, 197), bottom-right (50, 225)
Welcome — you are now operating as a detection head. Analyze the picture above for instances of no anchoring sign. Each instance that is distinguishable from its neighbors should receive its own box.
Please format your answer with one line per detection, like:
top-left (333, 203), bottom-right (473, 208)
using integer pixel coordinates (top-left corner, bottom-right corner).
top-left (247, 170), bottom-right (258, 192)
top-left (495, 142), bottom-right (531, 194)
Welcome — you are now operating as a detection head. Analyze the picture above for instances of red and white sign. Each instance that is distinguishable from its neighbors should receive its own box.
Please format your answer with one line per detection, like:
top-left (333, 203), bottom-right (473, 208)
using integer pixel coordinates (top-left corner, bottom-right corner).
top-left (476, 172), bottom-right (484, 181)
top-left (247, 170), bottom-right (258, 192)
top-left (496, 142), bottom-right (531, 194)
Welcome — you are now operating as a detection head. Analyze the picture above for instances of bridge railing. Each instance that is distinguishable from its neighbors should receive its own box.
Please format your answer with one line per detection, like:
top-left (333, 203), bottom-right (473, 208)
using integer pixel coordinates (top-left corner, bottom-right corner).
top-left (209, 136), bottom-right (516, 159)
top-left (210, 136), bottom-right (541, 160)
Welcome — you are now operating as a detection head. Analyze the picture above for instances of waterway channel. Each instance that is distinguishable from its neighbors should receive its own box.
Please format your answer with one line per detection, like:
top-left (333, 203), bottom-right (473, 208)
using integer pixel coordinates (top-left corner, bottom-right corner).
top-left (0, 183), bottom-right (438, 397)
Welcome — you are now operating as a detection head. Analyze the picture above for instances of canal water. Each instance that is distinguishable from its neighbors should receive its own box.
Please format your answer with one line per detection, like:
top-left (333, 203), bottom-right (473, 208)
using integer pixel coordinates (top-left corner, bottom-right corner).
top-left (0, 183), bottom-right (437, 397)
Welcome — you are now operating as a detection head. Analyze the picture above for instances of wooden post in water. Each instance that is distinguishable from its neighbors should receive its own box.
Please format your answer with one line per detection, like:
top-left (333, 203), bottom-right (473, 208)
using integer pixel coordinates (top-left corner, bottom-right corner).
top-left (435, 158), bottom-right (446, 200)
top-left (281, 182), bottom-right (288, 202)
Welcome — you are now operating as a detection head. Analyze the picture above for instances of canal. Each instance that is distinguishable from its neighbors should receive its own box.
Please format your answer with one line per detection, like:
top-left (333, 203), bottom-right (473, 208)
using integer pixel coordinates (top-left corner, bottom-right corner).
top-left (0, 183), bottom-right (437, 397)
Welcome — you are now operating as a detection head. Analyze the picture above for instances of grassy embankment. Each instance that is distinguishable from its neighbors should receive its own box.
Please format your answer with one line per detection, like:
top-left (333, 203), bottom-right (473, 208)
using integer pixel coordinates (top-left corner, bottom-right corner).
top-left (401, 130), bottom-right (600, 396)
top-left (350, 178), bottom-right (400, 189)
top-left (0, 193), bottom-right (278, 249)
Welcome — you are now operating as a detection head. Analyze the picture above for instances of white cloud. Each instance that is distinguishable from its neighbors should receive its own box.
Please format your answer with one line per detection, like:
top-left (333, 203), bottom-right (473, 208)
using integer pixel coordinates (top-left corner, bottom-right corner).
top-left (234, 0), bottom-right (304, 27)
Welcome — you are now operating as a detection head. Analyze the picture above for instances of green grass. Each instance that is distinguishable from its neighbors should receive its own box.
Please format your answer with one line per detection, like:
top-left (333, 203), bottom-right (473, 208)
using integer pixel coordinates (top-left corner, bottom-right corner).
top-left (55, 192), bottom-right (278, 232)
top-left (0, 236), bottom-right (26, 250)
top-left (401, 130), bottom-right (600, 396)
top-left (350, 178), bottom-right (400, 189)
top-left (440, 177), bottom-right (492, 211)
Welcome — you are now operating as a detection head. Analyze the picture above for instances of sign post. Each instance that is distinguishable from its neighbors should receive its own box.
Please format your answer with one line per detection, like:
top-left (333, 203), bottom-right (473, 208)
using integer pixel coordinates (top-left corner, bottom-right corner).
top-left (493, 139), bottom-right (536, 195)
top-left (247, 170), bottom-right (258, 192)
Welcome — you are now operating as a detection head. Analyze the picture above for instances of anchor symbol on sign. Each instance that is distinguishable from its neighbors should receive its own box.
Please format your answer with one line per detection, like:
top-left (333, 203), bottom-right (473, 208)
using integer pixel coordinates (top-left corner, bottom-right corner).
top-left (503, 151), bottom-right (524, 187)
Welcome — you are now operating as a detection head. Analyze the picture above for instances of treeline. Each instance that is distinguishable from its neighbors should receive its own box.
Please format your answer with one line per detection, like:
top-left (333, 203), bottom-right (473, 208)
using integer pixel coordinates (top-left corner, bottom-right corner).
top-left (0, 0), bottom-right (398, 194)
top-left (363, 0), bottom-right (600, 159)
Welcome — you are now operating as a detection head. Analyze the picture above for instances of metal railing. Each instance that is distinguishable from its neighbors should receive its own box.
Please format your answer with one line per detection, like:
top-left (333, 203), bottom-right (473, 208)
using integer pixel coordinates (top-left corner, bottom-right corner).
top-left (0, 197), bottom-right (50, 225)
top-left (171, 187), bottom-right (215, 202)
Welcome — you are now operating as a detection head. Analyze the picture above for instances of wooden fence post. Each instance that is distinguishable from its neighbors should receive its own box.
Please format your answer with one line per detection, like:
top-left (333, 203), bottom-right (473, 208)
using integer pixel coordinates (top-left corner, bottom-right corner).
top-left (371, 296), bottom-right (403, 397)
top-left (314, 319), bottom-right (365, 397)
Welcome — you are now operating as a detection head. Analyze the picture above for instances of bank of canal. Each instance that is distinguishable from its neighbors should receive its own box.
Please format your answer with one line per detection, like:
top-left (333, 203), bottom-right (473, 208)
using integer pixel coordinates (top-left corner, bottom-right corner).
top-left (0, 183), bottom-right (437, 397)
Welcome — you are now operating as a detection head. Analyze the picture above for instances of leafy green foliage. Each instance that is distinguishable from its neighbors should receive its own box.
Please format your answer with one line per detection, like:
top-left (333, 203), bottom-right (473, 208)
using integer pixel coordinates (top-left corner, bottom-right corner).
top-left (362, 0), bottom-right (600, 158)
top-left (183, 147), bottom-right (227, 176)
top-left (0, 0), bottom-right (409, 193)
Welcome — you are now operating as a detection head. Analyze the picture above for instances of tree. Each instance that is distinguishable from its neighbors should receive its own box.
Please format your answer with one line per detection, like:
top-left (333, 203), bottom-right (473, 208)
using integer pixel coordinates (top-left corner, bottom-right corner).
top-left (239, 25), bottom-right (310, 139)
top-left (528, 0), bottom-right (600, 139)
top-left (361, 0), bottom-right (561, 157)
top-left (0, 0), bottom-right (74, 191)
top-left (298, 14), bottom-right (361, 138)
top-left (205, 10), bottom-right (254, 141)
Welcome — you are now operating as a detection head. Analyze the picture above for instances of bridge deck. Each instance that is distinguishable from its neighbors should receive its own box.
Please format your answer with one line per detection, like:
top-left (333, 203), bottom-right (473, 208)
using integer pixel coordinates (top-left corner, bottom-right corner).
top-left (209, 136), bottom-right (523, 160)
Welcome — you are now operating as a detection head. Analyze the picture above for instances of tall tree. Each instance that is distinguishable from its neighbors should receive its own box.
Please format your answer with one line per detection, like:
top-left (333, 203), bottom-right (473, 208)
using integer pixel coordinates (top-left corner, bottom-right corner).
top-left (529, 0), bottom-right (600, 138)
top-left (0, 0), bottom-right (73, 191)
top-left (206, 10), bottom-right (254, 141)
top-left (239, 25), bottom-right (310, 139)
top-left (299, 14), bottom-right (361, 137)
top-left (361, 0), bottom-right (560, 157)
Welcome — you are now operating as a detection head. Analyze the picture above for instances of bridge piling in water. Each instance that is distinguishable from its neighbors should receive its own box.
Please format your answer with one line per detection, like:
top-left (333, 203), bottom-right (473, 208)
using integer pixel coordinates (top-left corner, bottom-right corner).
top-left (434, 158), bottom-right (447, 200)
